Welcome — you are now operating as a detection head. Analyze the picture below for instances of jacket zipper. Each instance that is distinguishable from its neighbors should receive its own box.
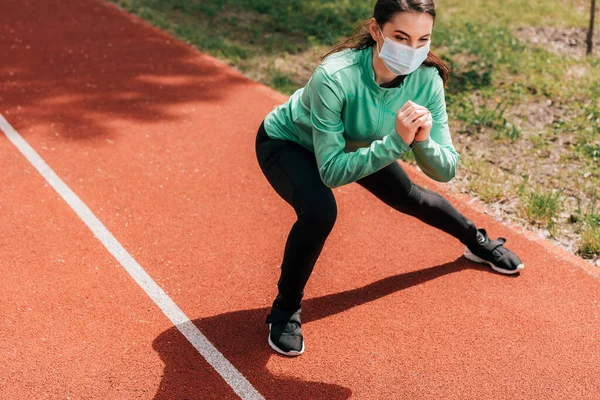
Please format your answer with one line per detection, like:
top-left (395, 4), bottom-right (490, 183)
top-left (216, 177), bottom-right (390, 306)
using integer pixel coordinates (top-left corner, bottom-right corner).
top-left (374, 91), bottom-right (389, 138)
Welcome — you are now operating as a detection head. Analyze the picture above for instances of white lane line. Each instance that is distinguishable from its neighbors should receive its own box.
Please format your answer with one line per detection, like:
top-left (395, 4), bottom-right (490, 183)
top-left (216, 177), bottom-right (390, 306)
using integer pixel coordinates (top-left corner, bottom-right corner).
top-left (0, 114), bottom-right (264, 400)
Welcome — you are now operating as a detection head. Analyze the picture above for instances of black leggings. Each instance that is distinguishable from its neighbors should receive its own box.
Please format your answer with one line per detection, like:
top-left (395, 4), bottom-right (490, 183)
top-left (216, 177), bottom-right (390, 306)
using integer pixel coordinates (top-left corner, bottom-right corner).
top-left (255, 121), bottom-right (479, 310)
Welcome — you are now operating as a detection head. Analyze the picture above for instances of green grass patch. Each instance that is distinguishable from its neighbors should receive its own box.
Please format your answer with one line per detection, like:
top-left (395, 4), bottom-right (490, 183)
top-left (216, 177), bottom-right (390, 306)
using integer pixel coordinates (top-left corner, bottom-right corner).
top-left (268, 68), bottom-right (297, 94)
top-left (518, 176), bottom-right (563, 231)
top-left (573, 190), bottom-right (600, 257)
top-left (464, 159), bottom-right (511, 202)
top-left (548, 82), bottom-right (600, 161)
top-left (521, 190), bottom-right (563, 230)
top-left (578, 226), bottom-right (600, 257)
top-left (571, 190), bottom-right (600, 226)
top-left (452, 95), bottom-right (521, 141)
top-left (438, 0), bottom-right (589, 28)
top-left (578, 143), bottom-right (600, 159)
top-left (109, 0), bottom-right (600, 109)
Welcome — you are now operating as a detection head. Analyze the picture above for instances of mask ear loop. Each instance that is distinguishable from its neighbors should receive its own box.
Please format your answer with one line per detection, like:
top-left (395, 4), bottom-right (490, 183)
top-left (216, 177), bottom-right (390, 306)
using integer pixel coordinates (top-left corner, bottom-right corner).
top-left (376, 25), bottom-right (385, 56)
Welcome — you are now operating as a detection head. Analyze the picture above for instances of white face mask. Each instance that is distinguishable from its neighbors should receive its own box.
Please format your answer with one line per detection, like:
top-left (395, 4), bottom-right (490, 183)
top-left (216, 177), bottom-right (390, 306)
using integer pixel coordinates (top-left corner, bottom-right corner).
top-left (376, 26), bottom-right (430, 76)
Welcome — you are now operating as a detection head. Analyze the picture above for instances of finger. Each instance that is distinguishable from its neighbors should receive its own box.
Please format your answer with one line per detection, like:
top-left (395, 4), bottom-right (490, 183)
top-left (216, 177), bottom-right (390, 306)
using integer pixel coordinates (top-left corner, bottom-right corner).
top-left (416, 109), bottom-right (432, 122)
top-left (407, 101), bottom-right (427, 110)
top-left (398, 105), bottom-right (417, 120)
top-left (405, 110), bottom-right (427, 125)
top-left (406, 107), bottom-right (429, 121)
top-left (404, 109), bottom-right (428, 124)
top-left (411, 104), bottom-right (429, 113)
top-left (399, 100), bottom-right (413, 113)
top-left (409, 113), bottom-right (430, 129)
top-left (401, 106), bottom-right (422, 118)
top-left (399, 106), bottom-right (415, 120)
top-left (400, 100), bottom-right (420, 114)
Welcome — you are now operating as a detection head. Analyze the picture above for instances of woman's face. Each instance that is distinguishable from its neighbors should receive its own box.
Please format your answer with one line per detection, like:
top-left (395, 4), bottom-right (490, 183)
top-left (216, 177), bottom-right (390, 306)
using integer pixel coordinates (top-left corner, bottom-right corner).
top-left (371, 11), bottom-right (434, 50)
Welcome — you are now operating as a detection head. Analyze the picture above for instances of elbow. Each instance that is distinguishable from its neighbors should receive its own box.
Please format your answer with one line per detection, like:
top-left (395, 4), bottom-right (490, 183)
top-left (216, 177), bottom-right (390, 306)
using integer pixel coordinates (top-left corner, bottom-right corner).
top-left (319, 170), bottom-right (338, 189)
top-left (321, 170), bottom-right (347, 189)
top-left (323, 178), bottom-right (343, 189)
top-left (438, 165), bottom-right (457, 183)
top-left (427, 165), bottom-right (456, 183)
top-left (416, 148), bottom-right (459, 183)
top-left (324, 180), bottom-right (341, 189)
top-left (323, 179), bottom-right (336, 188)
top-left (438, 173), bottom-right (454, 183)
top-left (438, 155), bottom-right (459, 183)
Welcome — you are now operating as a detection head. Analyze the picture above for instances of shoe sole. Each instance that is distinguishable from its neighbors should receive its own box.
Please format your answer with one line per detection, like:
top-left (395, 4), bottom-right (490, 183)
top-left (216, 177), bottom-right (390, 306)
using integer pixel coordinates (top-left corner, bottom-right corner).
top-left (268, 323), bottom-right (305, 356)
top-left (464, 246), bottom-right (525, 275)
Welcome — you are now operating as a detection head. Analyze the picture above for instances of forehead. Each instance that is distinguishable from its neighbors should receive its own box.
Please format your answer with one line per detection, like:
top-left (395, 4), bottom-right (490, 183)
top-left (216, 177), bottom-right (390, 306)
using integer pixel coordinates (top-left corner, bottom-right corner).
top-left (385, 12), bottom-right (433, 35)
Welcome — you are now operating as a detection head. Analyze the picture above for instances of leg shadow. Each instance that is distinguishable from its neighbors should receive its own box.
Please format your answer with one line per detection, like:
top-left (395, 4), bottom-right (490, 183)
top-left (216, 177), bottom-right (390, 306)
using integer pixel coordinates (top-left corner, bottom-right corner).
top-left (152, 257), bottom-right (498, 399)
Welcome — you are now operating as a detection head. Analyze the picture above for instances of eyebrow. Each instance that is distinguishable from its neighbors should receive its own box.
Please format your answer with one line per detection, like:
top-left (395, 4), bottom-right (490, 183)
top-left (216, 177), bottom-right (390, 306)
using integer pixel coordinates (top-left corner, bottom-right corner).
top-left (394, 30), bottom-right (431, 38)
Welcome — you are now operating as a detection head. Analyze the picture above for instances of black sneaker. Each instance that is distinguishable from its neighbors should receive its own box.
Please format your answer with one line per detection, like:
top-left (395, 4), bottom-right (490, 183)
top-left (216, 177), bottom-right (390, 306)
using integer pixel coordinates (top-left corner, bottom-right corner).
top-left (265, 306), bottom-right (304, 356)
top-left (464, 228), bottom-right (525, 275)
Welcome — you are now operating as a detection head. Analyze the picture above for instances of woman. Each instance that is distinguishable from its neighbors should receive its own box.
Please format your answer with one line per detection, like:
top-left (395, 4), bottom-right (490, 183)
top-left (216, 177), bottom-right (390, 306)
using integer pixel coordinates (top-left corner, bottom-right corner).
top-left (255, 0), bottom-right (524, 357)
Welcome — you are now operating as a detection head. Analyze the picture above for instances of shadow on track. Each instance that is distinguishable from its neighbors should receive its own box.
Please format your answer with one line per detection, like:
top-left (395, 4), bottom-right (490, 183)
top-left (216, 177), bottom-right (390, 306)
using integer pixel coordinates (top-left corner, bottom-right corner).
top-left (152, 257), bottom-right (511, 399)
top-left (0, 0), bottom-right (249, 140)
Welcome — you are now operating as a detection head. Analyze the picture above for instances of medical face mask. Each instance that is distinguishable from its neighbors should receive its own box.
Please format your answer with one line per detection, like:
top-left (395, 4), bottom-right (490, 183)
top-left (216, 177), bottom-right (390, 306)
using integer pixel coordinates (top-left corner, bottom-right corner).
top-left (377, 27), bottom-right (430, 76)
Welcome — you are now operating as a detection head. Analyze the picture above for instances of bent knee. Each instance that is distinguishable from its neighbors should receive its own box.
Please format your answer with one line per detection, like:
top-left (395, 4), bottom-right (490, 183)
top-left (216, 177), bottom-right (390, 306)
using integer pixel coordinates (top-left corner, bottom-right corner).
top-left (299, 202), bottom-right (337, 231)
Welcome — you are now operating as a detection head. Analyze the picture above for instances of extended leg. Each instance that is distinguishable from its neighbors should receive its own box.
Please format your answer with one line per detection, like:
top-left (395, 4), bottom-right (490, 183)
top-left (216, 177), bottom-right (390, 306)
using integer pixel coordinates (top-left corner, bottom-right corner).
top-left (356, 161), bottom-right (479, 247)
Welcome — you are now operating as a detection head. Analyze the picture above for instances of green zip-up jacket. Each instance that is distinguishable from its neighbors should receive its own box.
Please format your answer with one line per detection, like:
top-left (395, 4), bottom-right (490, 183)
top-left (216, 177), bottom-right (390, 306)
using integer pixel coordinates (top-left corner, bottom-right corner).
top-left (263, 46), bottom-right (459, 188)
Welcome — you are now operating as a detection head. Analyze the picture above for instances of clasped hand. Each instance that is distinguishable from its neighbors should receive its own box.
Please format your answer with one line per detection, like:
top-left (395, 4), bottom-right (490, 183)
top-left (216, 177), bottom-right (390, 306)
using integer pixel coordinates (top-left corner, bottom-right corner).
top-left (394, 100), bottom-right (432, 145)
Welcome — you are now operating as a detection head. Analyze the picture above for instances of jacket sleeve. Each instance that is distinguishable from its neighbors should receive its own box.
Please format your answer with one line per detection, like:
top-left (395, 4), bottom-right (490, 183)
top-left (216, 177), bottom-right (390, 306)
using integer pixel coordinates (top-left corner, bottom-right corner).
top-left (412, 70), bottom-right (460, 183)
top-left (309, 67), bottom-right (412, 189)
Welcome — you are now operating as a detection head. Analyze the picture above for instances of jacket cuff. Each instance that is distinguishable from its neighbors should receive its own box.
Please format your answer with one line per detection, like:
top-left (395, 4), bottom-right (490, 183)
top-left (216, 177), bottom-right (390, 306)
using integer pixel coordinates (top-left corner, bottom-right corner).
top-left (388, 132), bottom-right (412, 154)
top-left (413, 135), bottom-right (433, 149)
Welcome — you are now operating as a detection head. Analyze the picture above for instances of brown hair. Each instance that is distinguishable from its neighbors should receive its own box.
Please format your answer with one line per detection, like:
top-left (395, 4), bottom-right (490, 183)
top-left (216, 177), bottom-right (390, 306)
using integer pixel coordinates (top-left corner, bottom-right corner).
top-left (321, 0), bottom-right (450, 88)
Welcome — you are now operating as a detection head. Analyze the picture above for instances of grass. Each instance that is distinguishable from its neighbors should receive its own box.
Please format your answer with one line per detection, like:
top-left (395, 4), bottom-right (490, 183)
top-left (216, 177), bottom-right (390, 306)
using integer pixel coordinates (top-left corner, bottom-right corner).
top-left (517, 175), bottom-right (563, 232)
top-left (437, 0), bottom-right (590, 28)
top-left (463, 159), bottom-right (512, 202)
top-left (549, 81), bottom-right (600, 161)
top-left (268, 68), bottom-right (298, 95)
top-left (453, 95), bottom-right (521, 141)
top-left (579, 226), bottom-right (600, 257)
top-left (520, 189), bottom-right (563, 233)
top-left (110, 0), bottom-right (600, 100)
top-left (571, 190), bottom-right (600, 226)
top-left (520, 189), bottom-right (563, 230)
top-left (572, 191), bottom-right (600, 257)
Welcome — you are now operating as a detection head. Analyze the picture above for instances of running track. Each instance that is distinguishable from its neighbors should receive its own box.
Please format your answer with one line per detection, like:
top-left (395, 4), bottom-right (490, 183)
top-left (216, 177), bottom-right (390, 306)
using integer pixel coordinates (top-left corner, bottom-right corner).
top-left (1, 1), bottom-right (600, 399)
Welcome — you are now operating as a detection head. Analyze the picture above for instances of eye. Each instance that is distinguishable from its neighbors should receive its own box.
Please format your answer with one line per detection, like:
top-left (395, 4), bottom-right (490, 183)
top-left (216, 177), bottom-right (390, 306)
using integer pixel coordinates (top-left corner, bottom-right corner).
top-left (395, 36), bottom-right (408, 41)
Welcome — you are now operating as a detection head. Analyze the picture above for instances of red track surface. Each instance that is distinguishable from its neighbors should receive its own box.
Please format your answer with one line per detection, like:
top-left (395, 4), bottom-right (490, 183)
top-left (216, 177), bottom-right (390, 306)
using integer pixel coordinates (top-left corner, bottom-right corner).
top-left (2, 1), bottom-right (600, 399)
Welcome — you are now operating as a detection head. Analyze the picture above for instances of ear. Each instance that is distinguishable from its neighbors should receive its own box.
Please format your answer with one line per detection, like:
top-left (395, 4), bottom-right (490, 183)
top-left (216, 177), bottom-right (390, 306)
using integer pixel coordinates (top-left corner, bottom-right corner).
top-left (369, 18), bottom-right (381, 42)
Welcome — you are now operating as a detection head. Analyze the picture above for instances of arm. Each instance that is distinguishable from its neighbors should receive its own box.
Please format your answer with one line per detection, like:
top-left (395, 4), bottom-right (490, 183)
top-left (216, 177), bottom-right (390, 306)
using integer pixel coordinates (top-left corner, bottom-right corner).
top-left (309, 67), bottom-right (411, 188)
top-left (412, 71), bottom-right (460, 183)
